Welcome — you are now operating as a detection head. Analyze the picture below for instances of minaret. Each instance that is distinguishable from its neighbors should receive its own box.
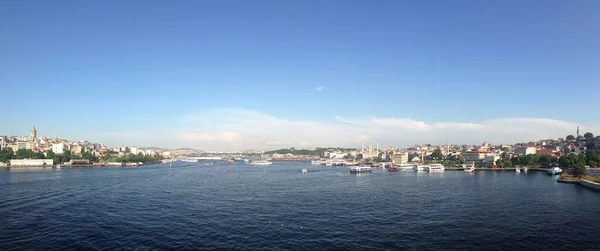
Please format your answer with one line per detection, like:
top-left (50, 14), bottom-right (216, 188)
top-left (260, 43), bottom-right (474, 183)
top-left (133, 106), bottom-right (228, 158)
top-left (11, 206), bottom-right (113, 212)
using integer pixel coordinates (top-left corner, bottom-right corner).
top-left (376, 140), bottom-right (379, 152)
top-left (577, 126), bottom-right (580, 137)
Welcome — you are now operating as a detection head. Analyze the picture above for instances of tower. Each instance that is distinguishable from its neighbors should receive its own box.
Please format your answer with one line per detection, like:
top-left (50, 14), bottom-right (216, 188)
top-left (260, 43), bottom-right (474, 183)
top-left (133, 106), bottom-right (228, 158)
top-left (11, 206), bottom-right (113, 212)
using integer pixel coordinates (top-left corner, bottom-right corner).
top-left (577, 126), bottom-right (580, 137)
top-left (30, 126), bottom-right (37, 140)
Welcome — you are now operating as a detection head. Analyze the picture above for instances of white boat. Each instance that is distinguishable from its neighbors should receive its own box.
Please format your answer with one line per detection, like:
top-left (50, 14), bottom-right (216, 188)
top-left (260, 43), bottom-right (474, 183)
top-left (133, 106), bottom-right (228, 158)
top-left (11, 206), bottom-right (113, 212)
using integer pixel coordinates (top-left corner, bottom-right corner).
top-left (244, 159), bottom-right (250, 162)
top-left (428, 164), bottom-right (445, 172)
top-left (53, 164), bottom-right (62, 169)
top-left (547, 167), bottom-right (563, 175)
top-left (350, 166), bottom-right (372, 173)
top-left (463, 162), bottom-right (475, 173)
top-left (301, 169), bottom-right (307, 174)
top-left (515, 167), bottom-right (521, 173)
top-left (311, 160), bottom-right (325, 165)
top-left (251, 160), bottom-right (273, 166)
top-left (414, 165), bottom-right (427, 172)
top-left (397, 163), bottom-right (415, 170)
top-left (184, 159), bottom-right (198, 163)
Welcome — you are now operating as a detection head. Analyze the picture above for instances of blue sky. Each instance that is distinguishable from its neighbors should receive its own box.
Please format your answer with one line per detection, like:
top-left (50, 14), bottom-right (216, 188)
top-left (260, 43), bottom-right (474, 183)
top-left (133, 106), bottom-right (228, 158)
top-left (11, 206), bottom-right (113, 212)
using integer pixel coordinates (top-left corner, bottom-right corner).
top-left (1, 0), bottom-right (599, 149)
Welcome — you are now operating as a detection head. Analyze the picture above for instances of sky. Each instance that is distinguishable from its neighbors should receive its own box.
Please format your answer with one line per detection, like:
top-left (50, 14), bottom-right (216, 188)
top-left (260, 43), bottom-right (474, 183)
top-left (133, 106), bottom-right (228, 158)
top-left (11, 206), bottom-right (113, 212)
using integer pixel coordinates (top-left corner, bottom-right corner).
top-left (1, 0), bottom-right (599, 150)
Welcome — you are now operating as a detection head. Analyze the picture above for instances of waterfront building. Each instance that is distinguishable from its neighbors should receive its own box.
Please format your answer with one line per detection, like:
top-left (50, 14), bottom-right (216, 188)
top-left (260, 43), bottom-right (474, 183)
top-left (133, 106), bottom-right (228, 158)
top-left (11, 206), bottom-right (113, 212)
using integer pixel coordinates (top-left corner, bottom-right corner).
top-left (390, 152), bottom-right (409, 164)
top-left (460, 149), bottom-right (491, 162)
top-left (515, 147), bottom-right (537, 155)
top-left (71, 145), bottom-right (83, 155)
top-left (69, 159), bottom-right (90, 166)
top-left (9, 159), bottom-right (53, 166)
top-left (130, 147), bottom-right (138, 155)
top-left (52, 143), bottom-right (65, 154)
top-left (16, 141), bottom-right (27, 150)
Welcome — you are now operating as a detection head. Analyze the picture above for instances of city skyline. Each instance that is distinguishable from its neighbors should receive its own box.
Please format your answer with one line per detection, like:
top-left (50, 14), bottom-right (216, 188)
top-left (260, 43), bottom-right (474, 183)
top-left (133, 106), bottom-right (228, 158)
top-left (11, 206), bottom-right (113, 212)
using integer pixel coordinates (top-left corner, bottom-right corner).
top-left (3, 115), bottom-right (599, 151)
top-left (2, 1), bottom-right (599, 149)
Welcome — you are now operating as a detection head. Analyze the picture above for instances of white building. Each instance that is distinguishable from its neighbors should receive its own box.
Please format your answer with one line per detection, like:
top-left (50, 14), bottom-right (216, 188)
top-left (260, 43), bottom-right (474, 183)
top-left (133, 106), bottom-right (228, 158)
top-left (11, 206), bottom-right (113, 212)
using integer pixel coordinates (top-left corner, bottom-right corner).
top-left (515, 147), bottom-right (537, 155)
top-left (483, 154), bottom-right (500, 164)
top-left (391, 152), bottom-right (409, 164)
top-left (163, 151), bottom-right (171, 157)
top-left (329, 152), bottom-right (346, 159)
top-left (461, 150), bottom-right (491, 162)
top-left (9, 159), bottom-right (54, 166)
top-left (130, 147), bottom-right (138, 155)
top-left (52, 143), bottom-right (65, 154)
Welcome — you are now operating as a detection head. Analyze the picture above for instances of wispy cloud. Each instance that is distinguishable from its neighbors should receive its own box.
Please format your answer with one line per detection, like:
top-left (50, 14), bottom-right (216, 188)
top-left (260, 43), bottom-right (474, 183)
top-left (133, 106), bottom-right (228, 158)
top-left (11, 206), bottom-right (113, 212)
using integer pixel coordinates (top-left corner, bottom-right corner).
top-left (89, 108), bottom-right (599, 150)
top-left (316, 86), bottom-right (323, 91)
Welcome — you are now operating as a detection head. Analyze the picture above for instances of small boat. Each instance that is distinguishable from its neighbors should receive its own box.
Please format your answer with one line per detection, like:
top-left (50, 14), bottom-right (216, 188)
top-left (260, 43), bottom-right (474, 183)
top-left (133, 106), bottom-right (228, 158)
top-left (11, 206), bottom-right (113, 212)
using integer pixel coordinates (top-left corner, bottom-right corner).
top-left (227, 160), bottom-right (234, 164)
top-left (547, 167), bottom-right (563, 175)
top-left (350, 166), bottom-right (372, 173)
top-left (463, 162), bottom-right (475, 173)
top-left (53, 164), bottom-right (62, 169)
top-left (301, 169), bottom-right (307, 174)
top-left (251, 160), bottom-right (273, 166)
top-left (138, 162), bottom-right (144, 166)
top-left (515, 167), bottom-right (521, 173)
top-left (388, 166), bottom-right (399, 172)
top-left (92, 163), bottom-right (103, 167)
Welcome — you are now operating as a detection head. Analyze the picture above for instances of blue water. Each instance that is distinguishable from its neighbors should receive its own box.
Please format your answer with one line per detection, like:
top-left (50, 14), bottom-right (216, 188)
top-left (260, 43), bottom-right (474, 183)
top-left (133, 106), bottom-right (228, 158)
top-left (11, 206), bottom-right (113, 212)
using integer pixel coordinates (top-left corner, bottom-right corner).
top-left (1, 162), bottom-right (599, 250)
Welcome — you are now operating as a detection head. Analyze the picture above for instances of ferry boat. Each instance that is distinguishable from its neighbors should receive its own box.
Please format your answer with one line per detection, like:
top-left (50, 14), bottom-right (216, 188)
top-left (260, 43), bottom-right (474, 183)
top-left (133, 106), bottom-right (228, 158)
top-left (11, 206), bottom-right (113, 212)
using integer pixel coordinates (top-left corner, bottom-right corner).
top-left (413, 165), bottom-right (427, 172)
top-left (428, 164), bottom-right (445, 173)
top-left (547, 167), bottom-right (563, 175)
top-left (251, 160), bottom-right (273, 166)
top-left (350, 166), bottom-right (372, 173)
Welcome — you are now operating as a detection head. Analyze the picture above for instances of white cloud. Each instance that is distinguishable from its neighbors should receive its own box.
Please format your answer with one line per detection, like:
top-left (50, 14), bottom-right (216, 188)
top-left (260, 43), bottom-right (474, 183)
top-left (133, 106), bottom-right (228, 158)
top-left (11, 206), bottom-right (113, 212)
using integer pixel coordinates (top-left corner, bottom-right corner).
top-left (89, 108), bottom-right (599, 150)
top-left (316, 86), bottom-right (323, 91)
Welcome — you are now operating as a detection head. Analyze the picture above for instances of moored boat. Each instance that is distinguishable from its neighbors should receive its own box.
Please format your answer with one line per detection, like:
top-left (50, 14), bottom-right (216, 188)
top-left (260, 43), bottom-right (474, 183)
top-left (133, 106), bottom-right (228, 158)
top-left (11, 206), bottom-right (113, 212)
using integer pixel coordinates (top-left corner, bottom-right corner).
top-left (251, 160), bottom-right (273, 166)
top-left (388, 166), bottom-right (398, 172)
top-left (350, 166), bottom-right (372, 173)
top-left (428, 164), bottom-right (445, 172)
top-left (397, 163), bottom-right (415, 170)
top-left (414, 165), bottom-right (427, 172)
top-left (547, 167), bottom-right (563, 175)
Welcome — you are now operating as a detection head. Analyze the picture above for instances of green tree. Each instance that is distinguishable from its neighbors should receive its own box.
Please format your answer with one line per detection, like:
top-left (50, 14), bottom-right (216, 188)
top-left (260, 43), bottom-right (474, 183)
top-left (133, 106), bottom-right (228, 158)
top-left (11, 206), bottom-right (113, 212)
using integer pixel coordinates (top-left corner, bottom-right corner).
top-left (0, 148), bottom-right (14, 163)
top-left (566, 135), bottom-right (575, 141)
top-left (570, 161), bottom-right (586, 178)
top-left (81, 151), bottom-right (99, 162)
top-left (14, 149), bottom-right (38, 159)
top-left (63, 150), bottom-right (72, 162)
top-left (584, 132), bottom-right (594, 139)
top-left (372, 156), bottom-right (382, 163)
top-left (431, 149), bottom-right (443, 161)
top-left (585, 149), bottom-right (599, 166)
top-left (504, 158), bottom-right (514, 167)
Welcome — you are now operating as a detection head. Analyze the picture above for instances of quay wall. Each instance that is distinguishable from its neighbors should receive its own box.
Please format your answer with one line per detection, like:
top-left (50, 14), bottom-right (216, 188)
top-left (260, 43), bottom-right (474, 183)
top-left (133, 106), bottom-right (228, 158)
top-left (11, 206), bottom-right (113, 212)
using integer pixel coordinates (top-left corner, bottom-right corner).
top-left (579, 179), bottom-right (600, 191)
